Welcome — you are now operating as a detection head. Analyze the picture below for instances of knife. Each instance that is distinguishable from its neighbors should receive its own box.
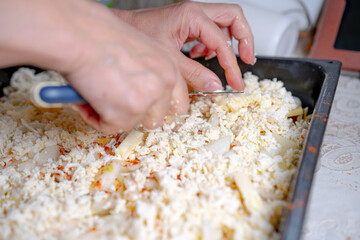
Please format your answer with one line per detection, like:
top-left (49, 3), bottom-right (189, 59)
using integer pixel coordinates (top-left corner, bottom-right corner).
top-left (31, 82), bottom-right (243, 108)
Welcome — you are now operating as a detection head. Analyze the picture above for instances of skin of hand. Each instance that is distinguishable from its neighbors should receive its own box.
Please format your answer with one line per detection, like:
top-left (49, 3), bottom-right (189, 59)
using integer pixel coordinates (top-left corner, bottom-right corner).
top-left (112, 1), bottom-right (255, 92)
top-left (0, 0), bottom-right (189, 133)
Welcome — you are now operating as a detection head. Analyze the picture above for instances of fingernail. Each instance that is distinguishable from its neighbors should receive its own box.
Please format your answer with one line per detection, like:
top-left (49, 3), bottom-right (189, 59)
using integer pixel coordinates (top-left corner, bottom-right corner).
top-left (190, 51), bottom-right (203, 59)
top-left (251, 57), bottom-right (257, 66)
top-left (205, 80), bottom-right (223, 91)
top-left (190, 44), bottom-right (206, 58)
top-left (205, 51), bottom-right (217, 60)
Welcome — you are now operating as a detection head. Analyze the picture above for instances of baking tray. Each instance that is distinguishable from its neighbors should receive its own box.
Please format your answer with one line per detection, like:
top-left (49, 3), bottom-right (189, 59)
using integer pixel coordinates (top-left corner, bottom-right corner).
top-left (0, 56), bottom-right (341, 239)
top-left (196, 56), bottom-right (341, 240)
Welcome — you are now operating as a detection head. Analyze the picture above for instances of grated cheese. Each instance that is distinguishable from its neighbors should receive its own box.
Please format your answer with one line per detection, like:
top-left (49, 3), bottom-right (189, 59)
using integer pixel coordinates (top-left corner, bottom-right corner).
top-left (0, 69), bottom-right (310, 240)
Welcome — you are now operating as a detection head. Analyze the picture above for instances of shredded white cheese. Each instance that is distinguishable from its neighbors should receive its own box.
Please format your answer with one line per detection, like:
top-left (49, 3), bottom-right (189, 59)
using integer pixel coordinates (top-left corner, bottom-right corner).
top-left (0, 68), bottom-right (310, 240)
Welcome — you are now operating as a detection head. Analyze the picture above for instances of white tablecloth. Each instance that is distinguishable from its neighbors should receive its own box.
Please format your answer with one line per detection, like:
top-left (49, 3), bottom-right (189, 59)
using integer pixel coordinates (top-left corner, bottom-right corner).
top-left (301, 74), bottom-right (360, 239)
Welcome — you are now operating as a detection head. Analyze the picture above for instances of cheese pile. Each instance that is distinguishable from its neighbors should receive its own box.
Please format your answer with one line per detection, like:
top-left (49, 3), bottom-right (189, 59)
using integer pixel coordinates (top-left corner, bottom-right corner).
top-left (0, 68), bottom-right (309, 239)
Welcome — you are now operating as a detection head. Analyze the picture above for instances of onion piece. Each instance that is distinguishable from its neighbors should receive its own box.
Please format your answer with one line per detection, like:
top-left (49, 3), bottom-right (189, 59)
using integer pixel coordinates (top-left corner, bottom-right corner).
top-left (38, 145), bottom-right (60, 164)
top-left (205, 136), bottom-right (232, 155)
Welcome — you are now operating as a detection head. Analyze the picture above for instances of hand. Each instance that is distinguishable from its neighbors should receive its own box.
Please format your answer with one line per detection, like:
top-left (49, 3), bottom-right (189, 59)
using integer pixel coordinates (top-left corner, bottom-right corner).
top-left (0, 0), bottom-right (189, 133)
top-left (113, 1), bottom-right (255, 91)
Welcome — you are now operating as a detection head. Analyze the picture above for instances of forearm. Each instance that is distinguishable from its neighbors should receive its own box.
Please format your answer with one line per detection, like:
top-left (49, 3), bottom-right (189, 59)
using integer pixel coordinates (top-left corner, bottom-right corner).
top-left (0, 0), bottom-right (81, 72)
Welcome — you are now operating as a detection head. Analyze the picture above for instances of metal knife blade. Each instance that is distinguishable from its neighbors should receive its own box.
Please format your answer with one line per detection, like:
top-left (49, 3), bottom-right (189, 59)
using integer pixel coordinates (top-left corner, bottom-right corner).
top-left (188, 91), bottom-right (244, 95)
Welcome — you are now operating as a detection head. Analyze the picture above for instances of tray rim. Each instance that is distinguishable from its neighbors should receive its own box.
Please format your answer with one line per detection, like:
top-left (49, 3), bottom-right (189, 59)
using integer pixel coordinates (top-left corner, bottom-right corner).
top-left (271, 57), bottom-right (342, 240)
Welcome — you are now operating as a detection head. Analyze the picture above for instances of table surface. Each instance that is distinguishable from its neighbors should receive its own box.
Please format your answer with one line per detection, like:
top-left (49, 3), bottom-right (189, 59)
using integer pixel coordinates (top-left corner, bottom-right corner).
top-left (301, 74), bottom-right (360, 240)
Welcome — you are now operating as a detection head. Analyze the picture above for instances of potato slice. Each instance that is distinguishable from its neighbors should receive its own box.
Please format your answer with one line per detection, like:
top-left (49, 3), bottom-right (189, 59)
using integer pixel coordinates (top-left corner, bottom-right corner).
top-left (115, 130), bottom-right (144, 159)
top-left (235, 172), bottom-right (263, 211)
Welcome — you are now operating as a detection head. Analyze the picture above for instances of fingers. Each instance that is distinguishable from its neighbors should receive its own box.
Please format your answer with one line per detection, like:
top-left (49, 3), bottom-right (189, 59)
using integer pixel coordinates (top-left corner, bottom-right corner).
top-left (141, 86), bottom-right (172, 129)
top-left (178, 52), bottom-right (223, 92)
top-left (190, 14), bottom-right (243, 91)
top-left (74, 104), bottom-right (122, 134)
top-left (169, 75), bottom-right (189, 115)
top-left (189, 43), bottom-right (206, 59)
top-left (197, 3), bottom-right (255, 64)
top-left (189, 27), bottom-right (231, 60)
top-left (189, 43), bottom-right (217, 60)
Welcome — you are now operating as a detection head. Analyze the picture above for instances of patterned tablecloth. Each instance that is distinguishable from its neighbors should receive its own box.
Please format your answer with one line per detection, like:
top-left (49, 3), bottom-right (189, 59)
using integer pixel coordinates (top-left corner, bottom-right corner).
top-left (301, 74), bottom-right (360, 240)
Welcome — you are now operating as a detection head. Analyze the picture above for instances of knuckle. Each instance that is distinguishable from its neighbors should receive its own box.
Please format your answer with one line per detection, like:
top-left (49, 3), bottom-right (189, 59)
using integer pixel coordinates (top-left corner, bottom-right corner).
top-left (232, 4), bottom-right (244, 15)
top-left (186, 67), bottom-right (203, 86)
top-left (181, 1), bottom-right (198, 11)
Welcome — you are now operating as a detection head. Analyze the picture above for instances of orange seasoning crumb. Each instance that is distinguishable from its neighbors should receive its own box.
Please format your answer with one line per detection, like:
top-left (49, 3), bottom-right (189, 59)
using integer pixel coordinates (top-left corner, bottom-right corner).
top-left (94, 180), bottom-right (101, 188)
top-left (147, 174), bottom-right (159, 184)
top-left (309, 146), bottom-right (317, 153)
top-left (65, 172), bottom-right (72, 180)
top-left (104, 146), bottom-right (113, 155)
top-left (59, 148), bottom-right (65, 155)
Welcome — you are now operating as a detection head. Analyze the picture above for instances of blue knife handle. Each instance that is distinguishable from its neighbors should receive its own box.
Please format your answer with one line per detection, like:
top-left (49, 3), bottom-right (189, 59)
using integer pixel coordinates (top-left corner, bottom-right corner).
top-left (39, 86), bottom-right (86, 104)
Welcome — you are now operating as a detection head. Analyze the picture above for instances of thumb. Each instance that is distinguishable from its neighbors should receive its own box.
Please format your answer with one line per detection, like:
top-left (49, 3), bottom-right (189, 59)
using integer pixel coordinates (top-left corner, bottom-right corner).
top-left (177, 53), bottom-right (223, 92)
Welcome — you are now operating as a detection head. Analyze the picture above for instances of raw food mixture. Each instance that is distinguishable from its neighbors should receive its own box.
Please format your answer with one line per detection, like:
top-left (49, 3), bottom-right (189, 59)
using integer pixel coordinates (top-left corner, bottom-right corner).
top-left (0, 69), bottom-right (309, 239)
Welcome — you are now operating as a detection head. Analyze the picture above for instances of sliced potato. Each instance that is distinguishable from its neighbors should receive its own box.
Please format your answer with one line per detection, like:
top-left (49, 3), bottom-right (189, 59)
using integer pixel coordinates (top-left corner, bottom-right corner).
top-left (235, 172), bottom-right (263, 211)
top-left (115, 130), bottom-right (144, 159)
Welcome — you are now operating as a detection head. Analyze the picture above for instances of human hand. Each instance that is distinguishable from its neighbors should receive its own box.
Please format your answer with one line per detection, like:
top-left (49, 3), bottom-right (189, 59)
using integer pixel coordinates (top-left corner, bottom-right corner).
top-left (0, 0), bottom-right (189, 133)
top-left (113, 1), bottom-right (255, 91)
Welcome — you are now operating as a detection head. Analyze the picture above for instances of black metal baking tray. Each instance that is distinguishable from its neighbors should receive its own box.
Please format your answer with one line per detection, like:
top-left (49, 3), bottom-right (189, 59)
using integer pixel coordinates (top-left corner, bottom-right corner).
top-left (0, 56), bottom-right (341, 240)
top-left (195, 55), bottom-right (341, 240)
